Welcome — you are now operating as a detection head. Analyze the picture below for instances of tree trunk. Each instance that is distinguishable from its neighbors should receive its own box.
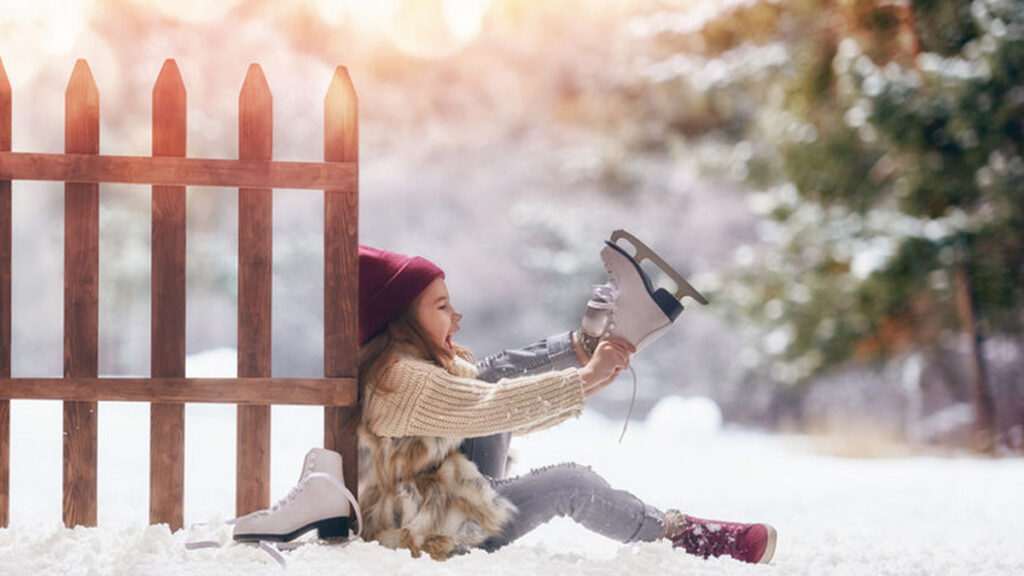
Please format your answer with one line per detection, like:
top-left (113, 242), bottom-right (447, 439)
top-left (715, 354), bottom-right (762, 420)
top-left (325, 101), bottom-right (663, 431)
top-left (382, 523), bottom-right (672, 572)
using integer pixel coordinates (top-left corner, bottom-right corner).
top-left (953, 264), bottom-right (998, 453)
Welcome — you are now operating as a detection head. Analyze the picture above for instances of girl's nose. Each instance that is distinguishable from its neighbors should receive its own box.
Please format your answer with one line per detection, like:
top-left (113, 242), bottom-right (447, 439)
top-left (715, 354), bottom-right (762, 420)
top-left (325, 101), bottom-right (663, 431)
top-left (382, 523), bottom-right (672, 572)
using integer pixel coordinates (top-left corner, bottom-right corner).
top-left (453, 310), bottom-right (463, 322)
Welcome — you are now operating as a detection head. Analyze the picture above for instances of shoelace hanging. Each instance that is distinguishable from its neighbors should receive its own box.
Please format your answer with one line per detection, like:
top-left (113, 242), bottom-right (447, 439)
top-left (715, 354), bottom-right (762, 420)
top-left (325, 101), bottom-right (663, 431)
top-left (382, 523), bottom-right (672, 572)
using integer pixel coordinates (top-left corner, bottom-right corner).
top-left (619, 365), bottom-right (637, 444)
top-left (184, 471), bottom-right (363, 568)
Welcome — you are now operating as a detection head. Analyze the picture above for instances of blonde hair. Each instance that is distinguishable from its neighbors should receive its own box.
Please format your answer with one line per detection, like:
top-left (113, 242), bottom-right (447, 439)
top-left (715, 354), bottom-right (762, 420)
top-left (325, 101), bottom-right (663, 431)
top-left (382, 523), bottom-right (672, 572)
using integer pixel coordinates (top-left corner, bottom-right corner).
top-left (359, 298), bottom-right (472, 398)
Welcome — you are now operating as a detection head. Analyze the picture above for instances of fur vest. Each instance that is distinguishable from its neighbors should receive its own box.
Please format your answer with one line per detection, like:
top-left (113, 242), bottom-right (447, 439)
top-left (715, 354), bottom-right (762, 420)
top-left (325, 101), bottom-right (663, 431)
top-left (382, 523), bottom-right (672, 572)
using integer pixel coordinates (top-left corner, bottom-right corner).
top-left (358, 346), bottom-right (517, 559)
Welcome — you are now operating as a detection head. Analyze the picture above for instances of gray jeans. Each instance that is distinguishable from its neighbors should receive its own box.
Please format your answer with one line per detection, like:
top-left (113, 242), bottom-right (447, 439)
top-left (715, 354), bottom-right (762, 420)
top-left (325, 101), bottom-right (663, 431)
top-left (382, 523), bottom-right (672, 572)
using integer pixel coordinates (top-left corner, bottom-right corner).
top-left (461, 332), bottom-right (581, 478)
top-left (461, 332), bottom-right (666, 550)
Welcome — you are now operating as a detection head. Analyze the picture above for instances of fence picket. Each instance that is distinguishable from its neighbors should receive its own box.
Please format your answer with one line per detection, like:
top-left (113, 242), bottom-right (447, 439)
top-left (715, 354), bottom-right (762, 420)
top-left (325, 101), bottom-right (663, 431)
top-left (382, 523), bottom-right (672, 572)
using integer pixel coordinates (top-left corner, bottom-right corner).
top-left (0, 57), bottom-right (12, 529)
top-left (323, 66), bottom-right (359, 502)
top-left (63, 59), bottom-right (99, 528)
top-left (237, 64), bottom-right (273, 517)
top-left (150, 59), bottom-right (187, 530)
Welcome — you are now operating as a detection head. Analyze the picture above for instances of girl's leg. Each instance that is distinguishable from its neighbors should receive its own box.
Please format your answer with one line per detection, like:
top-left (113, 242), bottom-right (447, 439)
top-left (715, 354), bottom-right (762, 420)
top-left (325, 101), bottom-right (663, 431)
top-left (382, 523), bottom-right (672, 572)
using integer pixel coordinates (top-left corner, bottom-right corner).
top-left (479, 462), bottom-right (665, 552)
top-left (474, 332), bottom-right (582, 381)
top-left (461, 332), bottom-right (582, 478)
top-left (459, 432), bottom-right (511, 478)
top-left (478, 463), bottom-right (777, 564)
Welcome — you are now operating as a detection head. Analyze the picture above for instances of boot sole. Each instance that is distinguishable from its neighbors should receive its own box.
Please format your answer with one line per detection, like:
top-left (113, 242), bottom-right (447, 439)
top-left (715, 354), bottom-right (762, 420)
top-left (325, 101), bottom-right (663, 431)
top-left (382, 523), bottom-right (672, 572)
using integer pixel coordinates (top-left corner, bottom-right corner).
top-left (758, 525), bottom-right (778, 564)
top-left (233, 516), bottom-right (350, 543)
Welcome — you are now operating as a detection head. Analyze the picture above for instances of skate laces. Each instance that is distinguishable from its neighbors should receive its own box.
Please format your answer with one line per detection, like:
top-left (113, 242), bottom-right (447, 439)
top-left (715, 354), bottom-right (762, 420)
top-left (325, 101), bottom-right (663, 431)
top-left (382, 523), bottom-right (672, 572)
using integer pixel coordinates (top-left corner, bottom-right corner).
top-left (587, 281), bottom-right (619, 309)
top-left (617, 365), bottom-right (637, 444)
top-left (264, 480), bottom-right (307, 514)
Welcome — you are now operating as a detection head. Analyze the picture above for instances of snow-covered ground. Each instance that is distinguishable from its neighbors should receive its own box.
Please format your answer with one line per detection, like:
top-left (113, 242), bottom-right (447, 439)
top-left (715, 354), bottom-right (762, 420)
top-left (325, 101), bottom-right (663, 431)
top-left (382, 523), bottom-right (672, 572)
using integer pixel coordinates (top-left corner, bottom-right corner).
top-left (2, 349), bottom-right (1023, 575)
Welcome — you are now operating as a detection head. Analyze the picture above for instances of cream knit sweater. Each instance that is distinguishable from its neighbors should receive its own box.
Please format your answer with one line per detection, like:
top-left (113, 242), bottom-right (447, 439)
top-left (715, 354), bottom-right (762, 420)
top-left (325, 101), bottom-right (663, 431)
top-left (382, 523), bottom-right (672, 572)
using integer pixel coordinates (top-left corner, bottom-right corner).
top-left (364, 347), bottom-right (586, 438)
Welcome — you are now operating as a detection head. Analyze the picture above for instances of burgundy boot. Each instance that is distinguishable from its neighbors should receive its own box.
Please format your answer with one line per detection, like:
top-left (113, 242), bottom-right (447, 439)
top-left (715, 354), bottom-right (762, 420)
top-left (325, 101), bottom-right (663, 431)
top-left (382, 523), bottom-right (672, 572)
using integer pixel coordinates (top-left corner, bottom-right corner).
top-left (664, 510), bottom-right (777, 564)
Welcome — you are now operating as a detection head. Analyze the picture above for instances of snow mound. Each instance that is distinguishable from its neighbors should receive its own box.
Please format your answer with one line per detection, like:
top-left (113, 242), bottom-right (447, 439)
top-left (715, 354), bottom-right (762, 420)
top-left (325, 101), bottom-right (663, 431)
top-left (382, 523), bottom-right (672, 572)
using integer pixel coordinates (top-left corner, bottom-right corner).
top-left (644, 395), bottom-right (722, 438)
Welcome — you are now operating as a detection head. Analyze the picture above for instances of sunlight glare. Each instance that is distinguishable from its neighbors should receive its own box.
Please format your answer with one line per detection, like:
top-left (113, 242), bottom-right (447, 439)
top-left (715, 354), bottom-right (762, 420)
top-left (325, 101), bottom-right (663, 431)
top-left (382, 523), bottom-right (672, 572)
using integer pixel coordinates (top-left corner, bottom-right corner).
top-left (308, 0), bottom-right (350, 27)
top-left (122, 0), bottom-right (244, 24)
top-left (443, 0), bottom-right (491, 43)
top-left (0, 0), bottom-right (88, 57)
top-left (386, 0), bottom-right (492, 58)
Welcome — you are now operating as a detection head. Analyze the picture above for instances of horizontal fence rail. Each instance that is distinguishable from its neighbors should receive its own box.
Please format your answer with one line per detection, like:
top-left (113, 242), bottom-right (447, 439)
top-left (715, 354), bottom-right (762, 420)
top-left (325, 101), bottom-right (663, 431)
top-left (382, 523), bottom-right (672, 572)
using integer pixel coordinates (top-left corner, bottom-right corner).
top-left (0, 377), bottom-right (357, 405)
top-left (0, 152), bottom-right (357, 191)
top-left (0, 57), bottom-right (360, 531)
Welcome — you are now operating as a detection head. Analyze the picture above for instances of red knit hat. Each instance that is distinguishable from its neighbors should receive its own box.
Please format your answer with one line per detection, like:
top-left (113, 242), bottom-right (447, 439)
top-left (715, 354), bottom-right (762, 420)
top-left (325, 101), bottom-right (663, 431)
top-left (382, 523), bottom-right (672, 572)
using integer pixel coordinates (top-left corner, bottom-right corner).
top-left (359, 245), bottom-right (445, 345)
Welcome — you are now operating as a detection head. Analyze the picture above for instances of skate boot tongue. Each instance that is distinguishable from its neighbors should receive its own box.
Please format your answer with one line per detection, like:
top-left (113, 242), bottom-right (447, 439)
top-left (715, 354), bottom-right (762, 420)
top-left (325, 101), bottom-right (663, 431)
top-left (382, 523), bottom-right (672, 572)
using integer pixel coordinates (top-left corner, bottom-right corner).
top-left (581, 281), bottom-right (618, 339)
top-left (588, 282), bottom-right (619, 310)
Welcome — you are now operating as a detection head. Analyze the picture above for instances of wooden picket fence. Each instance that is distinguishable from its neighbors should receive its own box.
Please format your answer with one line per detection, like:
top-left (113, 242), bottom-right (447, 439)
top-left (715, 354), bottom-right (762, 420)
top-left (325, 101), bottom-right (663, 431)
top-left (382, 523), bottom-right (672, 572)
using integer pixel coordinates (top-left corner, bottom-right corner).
top-left (0, 57), bottom-right (361, 531)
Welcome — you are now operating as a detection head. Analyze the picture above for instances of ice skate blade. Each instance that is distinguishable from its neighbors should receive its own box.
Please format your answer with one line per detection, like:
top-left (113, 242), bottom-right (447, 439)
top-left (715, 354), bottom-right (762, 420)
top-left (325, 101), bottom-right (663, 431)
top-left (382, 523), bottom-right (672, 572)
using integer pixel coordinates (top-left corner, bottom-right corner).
top-left (608, 229), bottom-right (708, 306)
top-left (603, 241), bottom-right (681, 321)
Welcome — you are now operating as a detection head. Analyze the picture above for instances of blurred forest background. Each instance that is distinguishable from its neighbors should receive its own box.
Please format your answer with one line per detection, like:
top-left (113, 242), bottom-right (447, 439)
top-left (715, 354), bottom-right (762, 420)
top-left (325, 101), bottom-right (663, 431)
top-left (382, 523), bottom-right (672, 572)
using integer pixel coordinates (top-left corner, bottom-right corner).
top-left (1, 0), bottom-right (1021, 454)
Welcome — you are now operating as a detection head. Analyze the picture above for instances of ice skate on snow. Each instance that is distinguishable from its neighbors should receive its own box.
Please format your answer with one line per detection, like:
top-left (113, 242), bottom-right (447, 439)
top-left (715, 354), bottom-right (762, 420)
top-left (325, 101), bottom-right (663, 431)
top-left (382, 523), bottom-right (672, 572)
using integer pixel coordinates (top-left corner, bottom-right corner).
top-left (233, 448), bottom-right (361, 543)
top-left (579, 229), bottom-right (707, 352)
top-left (664, 510), bottom-right (777, 564)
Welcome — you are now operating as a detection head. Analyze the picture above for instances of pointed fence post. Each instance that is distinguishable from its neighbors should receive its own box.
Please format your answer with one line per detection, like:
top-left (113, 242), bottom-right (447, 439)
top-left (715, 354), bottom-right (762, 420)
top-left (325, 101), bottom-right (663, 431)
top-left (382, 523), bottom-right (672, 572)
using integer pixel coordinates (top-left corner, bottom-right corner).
top-left (0, 57), bottom-right (12, 528)
top-left (150, 59), bottom-right (187, 530)
top-left (237, 64), bottom-right (273, 517)
top-left (323, 66), bottom-right (359, 503)
top-left (63, 59), bottom-right (99, 528)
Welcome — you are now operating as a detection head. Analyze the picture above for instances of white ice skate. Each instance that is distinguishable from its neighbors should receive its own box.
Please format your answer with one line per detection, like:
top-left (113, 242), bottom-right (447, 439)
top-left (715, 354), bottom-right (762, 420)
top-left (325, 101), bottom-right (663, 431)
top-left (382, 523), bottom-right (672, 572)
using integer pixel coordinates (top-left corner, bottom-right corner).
top-left (233, 448), bottom-right (361, 543)
top-left (581, 229), bottom-right (707, 351)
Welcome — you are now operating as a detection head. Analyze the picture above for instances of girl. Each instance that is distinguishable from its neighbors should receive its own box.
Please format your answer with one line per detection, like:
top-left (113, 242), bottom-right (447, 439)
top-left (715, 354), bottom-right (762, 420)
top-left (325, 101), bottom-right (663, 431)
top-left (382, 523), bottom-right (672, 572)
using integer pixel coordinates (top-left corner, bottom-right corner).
top-left (356, 245), bottom-right (777, 563)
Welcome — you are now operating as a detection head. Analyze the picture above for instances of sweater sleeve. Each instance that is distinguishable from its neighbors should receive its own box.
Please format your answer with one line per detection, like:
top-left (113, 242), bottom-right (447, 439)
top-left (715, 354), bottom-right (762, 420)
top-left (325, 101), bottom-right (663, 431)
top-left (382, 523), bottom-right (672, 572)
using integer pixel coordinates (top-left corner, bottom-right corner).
top-left (365, 356), bottom-right (585, 438)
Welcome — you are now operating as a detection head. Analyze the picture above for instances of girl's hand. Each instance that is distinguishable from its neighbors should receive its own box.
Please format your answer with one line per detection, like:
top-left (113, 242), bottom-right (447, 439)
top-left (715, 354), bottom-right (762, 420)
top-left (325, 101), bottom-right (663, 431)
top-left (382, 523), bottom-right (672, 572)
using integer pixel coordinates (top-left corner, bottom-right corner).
top-left (578, 338), bottom-right (634, 398)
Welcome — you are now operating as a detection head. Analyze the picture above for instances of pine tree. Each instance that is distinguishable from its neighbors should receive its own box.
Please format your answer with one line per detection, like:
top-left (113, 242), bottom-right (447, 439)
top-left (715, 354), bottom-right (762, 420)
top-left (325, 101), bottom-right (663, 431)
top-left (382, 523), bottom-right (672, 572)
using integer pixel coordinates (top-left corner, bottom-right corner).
top-left (640, 0), bottom-right (1022, 449)
top-left (831, 0), bottom-right (1023, 450)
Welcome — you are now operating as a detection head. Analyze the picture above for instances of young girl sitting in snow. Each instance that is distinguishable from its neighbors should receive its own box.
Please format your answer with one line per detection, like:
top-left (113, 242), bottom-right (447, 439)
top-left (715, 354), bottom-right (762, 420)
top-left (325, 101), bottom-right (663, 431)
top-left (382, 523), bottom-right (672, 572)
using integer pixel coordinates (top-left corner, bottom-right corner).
top-left (234, 243), bottom-right (777, 563)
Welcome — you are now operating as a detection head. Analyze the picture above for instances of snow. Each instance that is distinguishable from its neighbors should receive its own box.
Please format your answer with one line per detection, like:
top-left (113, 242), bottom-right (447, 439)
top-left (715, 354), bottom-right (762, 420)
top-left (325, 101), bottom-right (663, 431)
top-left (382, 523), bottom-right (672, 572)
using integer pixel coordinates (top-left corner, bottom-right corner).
top-left (2, 352), bottom-right (1024, 575)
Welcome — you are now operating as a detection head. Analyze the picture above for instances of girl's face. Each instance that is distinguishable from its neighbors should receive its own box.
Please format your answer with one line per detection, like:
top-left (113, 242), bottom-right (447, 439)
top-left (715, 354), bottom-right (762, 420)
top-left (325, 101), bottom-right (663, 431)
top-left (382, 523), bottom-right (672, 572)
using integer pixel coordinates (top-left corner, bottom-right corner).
top-left (413, 277), bottom-right (462, 353)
